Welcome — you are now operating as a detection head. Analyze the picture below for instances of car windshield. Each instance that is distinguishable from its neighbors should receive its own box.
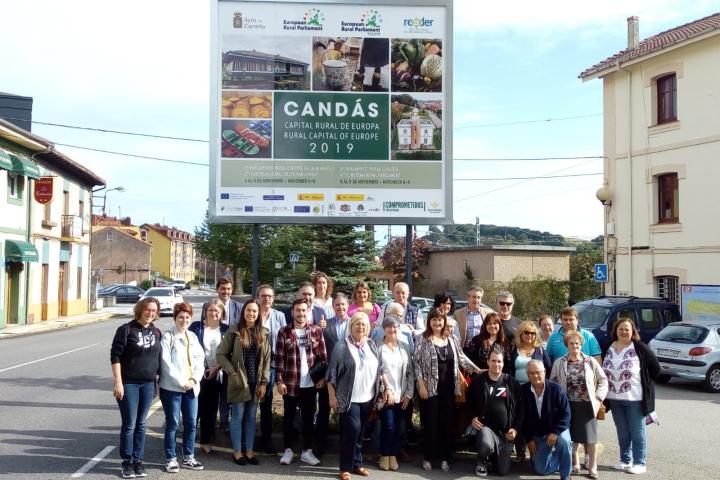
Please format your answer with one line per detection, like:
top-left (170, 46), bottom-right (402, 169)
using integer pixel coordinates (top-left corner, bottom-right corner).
top-left (145, 288), bottom-right (172, 297)
top-left (575, 304), bottom-right (611, 329)
top-left (655, 324), bottom-right (709, 344)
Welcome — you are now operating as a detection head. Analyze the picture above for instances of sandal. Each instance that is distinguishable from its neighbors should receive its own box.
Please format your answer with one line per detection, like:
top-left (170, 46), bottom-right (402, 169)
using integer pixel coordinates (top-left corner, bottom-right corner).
top-left (441, 461), bottom-right (450, 472)
top-left (339, 472), bottom-right (351, 480)
top-left (572, 465), bottom-right (581, 475)
top-left (589, 470), bottom-right (599, 479)
top-left (422, 460), bottom-right (432, 472)
top-left (352, 467), bottom-right (369, 476)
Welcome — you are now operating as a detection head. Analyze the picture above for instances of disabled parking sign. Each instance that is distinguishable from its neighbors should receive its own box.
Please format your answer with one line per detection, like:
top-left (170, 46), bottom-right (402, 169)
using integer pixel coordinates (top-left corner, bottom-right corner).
top-left (594, 263), bottom-right (608, 283)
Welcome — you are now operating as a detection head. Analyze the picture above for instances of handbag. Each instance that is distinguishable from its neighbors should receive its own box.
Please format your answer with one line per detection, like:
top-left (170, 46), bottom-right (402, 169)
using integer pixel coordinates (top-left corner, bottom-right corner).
top-left (455, 372), bottom-right (470, 403)
top-left (309, 361), bottom-right (327, 384)
top-left (374, 381), bottom-right (387, 411)
top-left (596, 402), bottom-right (606, 420)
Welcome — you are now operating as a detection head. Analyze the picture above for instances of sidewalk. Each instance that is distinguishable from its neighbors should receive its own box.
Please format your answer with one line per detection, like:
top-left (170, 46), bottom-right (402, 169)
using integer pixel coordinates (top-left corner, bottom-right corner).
top-left (0, 304), bottom-right (133, 339)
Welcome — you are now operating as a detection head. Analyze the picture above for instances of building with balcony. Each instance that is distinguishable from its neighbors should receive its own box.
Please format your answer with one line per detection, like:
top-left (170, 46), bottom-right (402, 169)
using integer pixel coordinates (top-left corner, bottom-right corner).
top-left (141, 223), bottom-right (196, 282)
top-left (0, 116), bottom-right (104, 327)
top-left (580, 14), bottom-right (720, 303)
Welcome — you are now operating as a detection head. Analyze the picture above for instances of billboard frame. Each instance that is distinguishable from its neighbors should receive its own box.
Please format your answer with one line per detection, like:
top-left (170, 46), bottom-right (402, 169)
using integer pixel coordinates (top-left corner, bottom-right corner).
top-left (209, 0), bottom-right (453, 225)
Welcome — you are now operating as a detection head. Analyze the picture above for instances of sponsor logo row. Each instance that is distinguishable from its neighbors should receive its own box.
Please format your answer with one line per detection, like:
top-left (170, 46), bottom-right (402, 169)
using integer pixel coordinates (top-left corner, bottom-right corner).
top-left (234, 9), bottom-right (437, 35)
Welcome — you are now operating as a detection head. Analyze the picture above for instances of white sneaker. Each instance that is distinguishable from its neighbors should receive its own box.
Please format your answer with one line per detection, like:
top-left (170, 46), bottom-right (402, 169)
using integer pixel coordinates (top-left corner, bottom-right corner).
top-left (300, 449), bottom-right (320, 466)
top-left (613, 462), bottom-right (631, 471)
top-left (628, 465), bottom-right (647, 474)
top-left (165, 459), bottom-right (180, 473)
top-left (280, 448), bottom-right (294, 465)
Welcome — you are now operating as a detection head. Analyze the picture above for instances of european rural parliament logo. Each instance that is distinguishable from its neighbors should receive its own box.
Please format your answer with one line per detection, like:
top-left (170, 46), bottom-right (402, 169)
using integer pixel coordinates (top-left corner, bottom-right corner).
top-left (342, 9), bottom-right (382, 35)
top-left (284, 8), bottom-right (324, 31)
top-left (362, 9), bottom-right (382, 28)
top-left (304, 8), bottom-right (325, 27)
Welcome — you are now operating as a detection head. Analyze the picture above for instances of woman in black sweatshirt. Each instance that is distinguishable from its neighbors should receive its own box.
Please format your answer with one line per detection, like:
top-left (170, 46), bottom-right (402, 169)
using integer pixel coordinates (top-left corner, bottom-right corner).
top-left (110, 297), bottom-right (163, 478)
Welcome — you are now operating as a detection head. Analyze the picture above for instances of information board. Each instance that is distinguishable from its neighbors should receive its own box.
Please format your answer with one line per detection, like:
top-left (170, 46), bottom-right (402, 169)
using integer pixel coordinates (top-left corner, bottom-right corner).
top-left (210, 0), bottom-right (452, 224)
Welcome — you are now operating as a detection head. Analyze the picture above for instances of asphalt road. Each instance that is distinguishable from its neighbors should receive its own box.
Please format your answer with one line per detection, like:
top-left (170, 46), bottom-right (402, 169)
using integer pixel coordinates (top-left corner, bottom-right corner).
top-left (0, 293), bottom-right (718, 479)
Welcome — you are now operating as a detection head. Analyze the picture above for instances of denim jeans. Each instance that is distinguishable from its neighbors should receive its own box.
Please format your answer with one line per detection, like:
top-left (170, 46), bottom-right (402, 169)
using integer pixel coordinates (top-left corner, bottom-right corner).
top-left (159, 388), bottom-right (198, 460)
top-left (379, 404), bottom-right (403, 456)
top-left (530, 429), bottom-right (572, 480)
top-left (231, 391), bottom-right (259, 453)
top-left (117, 382), bottom-right (154, 461)
top-left (339, 400), bottom-right (372, 472)
top-left (259, 367), bottom-right (275, 442)
top-left (609, 399), bottom-right (647, 466)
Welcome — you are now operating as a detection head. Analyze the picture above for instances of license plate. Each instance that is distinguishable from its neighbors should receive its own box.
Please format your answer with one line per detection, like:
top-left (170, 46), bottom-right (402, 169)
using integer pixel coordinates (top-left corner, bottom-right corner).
top-left (657, 348), bottom-right (679, 357)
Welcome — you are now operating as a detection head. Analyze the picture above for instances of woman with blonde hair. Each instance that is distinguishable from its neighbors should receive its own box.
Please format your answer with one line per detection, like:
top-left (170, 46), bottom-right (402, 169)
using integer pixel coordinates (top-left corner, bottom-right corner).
top-left (508, 319), bottom-right (551, 462)
top-left (216, 299), bottom-right (271, 466)
top-left (327, 312), bottom-right (389, 480)
top-left (414, 308), bottom-right (479, 472)
top-left (551, 330), bottom-right (608, 479)
top-left (347, 281), bottom-right (382, 326)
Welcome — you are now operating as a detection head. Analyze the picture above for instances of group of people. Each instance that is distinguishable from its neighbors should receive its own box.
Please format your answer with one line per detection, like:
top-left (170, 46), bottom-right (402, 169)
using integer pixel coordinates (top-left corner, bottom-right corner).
top-left (110, 276), bottom-right (660, 480)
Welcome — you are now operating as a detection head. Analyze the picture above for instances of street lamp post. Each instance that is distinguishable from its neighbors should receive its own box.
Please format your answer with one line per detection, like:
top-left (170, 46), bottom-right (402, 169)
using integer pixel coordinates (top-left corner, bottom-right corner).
top-left (101, 186), bottom-right (126, 216)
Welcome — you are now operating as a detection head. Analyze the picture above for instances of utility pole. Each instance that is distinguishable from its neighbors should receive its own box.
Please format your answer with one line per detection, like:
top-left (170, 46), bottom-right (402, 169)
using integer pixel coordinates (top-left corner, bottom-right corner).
top-left (475, 217), bottom-right (480, 246)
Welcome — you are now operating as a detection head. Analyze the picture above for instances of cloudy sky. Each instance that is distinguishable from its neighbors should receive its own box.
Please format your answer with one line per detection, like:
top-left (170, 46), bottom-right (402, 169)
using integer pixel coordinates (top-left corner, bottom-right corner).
top-left (1, 0), bottom-right (717, 242)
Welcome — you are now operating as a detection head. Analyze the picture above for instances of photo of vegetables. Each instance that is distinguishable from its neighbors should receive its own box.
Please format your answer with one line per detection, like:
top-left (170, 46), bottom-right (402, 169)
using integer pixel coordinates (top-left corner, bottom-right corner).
top-left (390, 39), bottom-right (442, 92)
top-left (311, 37), bottom-right (389, 92)
top-left (220, 119), bottom-right (271, 158)
top-left (222, 91), bottom-right (272, 119)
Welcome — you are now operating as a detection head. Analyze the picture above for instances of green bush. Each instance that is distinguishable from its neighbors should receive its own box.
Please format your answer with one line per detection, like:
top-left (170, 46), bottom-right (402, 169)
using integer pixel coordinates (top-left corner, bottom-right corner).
top-left (139, 279), bottom-right (153, 291)
top-left (473, 276), bottom-right (569, 321)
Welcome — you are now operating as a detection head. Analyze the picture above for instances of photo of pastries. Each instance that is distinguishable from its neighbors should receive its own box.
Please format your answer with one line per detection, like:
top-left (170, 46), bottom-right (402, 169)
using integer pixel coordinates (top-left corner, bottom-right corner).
top-left (221, 91), bottom-right (272, 119)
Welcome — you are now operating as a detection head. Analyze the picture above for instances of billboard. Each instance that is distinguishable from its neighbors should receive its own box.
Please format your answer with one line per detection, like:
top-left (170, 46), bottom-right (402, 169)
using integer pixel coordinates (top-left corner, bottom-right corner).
top-left (210, 0), bottom-right (452, 224)
top-left (680, 284), bottom-right (720, 322)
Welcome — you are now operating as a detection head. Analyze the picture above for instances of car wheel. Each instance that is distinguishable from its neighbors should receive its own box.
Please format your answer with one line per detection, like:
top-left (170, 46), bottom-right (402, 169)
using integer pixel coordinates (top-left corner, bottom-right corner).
top-left (703, 365), bottom-right (720, 393)
top-left (655, 374), bottom-right (671, 384)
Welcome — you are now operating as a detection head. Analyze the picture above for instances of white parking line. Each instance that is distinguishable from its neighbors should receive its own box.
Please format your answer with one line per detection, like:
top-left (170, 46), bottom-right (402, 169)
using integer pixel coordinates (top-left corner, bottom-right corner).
top-left (71, 445), bottom-right (115, 478)
top-left (0, 343), bottom-right (99, 373)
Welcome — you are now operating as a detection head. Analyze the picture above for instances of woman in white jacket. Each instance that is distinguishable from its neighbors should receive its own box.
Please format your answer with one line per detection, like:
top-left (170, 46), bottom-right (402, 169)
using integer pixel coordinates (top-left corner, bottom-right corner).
top-left (550, 330), bottom-right (608, 479)
top-left (159, 302), bottom-right (206, 473)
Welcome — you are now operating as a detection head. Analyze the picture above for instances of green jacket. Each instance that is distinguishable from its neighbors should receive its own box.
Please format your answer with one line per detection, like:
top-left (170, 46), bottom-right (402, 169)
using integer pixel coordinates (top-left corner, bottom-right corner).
top-left (216, 327), bottom-right (271, 403)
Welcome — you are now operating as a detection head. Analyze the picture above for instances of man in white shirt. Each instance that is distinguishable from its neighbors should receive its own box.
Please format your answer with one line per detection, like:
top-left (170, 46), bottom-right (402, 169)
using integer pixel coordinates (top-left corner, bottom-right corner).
top-left (454, 286), bottom-right (494, 347)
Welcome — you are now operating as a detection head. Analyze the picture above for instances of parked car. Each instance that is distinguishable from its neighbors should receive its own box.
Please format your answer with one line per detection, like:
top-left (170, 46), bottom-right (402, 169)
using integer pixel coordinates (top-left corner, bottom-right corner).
top-left (409, 297), bottom-right (433, 309)
top-left (649, 319), bottom-right (720, 392)
top-left (173, 279), bottom-right (188, 291)
top-left (571, 295), bottom-right (681, 353)
top-left (99, 284), bottom-right (145, 304)
top-left (140, 287), bottom-right (183, 316)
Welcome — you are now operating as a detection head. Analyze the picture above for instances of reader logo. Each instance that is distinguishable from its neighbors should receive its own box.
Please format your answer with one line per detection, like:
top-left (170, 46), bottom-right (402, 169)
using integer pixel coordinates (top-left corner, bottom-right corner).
top-left (402, 16), bottom-right (435, 34)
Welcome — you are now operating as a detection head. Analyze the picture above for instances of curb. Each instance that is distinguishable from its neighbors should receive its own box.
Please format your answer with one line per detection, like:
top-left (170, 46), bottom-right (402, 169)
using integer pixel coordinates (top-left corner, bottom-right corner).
top-left (0, 312), bottom-right (129, 340)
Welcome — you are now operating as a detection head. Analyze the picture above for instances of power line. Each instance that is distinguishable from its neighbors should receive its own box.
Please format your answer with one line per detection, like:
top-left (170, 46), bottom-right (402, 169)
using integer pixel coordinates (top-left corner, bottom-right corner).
top-left (455, 172), bottom-right (601, 181)
top-left (454, 113), bottom-right (602, 129)
top-left (55, 143), bottom-right (208, 166)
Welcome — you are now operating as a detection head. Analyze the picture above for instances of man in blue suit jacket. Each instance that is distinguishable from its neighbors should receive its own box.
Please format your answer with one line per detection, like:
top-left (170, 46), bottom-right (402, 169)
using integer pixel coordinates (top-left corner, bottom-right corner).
top-left (521, 360), bottom-right (573, 480)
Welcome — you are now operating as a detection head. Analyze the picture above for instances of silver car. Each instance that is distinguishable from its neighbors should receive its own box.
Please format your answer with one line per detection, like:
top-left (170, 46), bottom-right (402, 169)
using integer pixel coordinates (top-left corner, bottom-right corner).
top-left (649, 320), bottom-right (720, 393)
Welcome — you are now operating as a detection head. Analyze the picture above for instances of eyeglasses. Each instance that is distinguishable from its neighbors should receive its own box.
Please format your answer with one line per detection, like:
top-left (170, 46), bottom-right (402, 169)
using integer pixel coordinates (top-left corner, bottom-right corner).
top-left (522, 331), bottom-right (537, 336)
top-left (498, 301), bottom-right (513, 306)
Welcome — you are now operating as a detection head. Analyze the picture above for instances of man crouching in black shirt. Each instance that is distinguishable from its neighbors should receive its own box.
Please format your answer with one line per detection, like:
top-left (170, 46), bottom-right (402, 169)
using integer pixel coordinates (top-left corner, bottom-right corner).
top-left (468, 347), bottom-right (524, 477)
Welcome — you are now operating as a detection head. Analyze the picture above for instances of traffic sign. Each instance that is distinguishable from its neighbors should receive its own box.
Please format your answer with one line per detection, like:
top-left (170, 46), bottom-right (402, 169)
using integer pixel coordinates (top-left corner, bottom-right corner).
top-left (289, 252), bottom-right (300, 263)
top-left (594, 263), bottom-right (608, 283)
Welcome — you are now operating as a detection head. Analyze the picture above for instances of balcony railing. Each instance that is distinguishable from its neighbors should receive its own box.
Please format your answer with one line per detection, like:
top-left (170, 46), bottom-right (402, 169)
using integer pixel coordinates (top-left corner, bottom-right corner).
top-left (61, 215), bottom-right (86, 239)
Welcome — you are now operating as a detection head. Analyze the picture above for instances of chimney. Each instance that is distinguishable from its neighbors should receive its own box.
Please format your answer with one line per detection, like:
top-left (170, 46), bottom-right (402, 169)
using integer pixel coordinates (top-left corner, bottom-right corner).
top-left (627, 16), bottom-right (639, 49)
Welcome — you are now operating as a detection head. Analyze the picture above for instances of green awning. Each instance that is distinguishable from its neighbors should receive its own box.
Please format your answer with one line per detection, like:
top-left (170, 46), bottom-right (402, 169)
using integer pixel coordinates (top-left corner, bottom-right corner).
top-left (4, 239), bottom-right (39, 263)
top-left (0, 149), bottom-right (13, 170)
top-left (9, 153), bottom-right (41, 179)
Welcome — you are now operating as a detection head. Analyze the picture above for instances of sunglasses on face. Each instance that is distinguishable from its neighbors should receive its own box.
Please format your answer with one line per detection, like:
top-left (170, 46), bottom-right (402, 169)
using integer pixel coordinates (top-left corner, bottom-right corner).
top-left (522, 331), bottom-right (537, 336)
top-left (498, 302), bottom-right (513, 306)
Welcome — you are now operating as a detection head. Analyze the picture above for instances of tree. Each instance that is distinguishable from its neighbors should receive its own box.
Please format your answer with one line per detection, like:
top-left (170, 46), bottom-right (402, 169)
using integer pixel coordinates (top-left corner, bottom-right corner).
top-left (569, 242), bottom-right (603, 304)
top-left (380, 235), bottom-right (431, 279)
top-left (194, 214), bottom-right (253, 293)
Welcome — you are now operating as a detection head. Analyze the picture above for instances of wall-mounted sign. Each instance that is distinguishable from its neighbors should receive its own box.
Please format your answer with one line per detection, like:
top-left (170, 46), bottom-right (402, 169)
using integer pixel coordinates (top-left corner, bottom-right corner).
top-left (34, 176), bottom-right (54, 204)
top-left (209, 0), bottom-right (453, 225)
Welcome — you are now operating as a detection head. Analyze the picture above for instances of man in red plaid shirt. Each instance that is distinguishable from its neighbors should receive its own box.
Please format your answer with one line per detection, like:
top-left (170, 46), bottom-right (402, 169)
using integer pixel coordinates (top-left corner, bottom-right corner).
top-left (275, 298), bottom-right (328, 466)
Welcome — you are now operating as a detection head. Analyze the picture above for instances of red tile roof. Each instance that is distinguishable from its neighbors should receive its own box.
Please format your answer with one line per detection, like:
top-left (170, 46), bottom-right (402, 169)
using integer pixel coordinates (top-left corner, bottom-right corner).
top-left (580, 12), bottom-right (720, 79)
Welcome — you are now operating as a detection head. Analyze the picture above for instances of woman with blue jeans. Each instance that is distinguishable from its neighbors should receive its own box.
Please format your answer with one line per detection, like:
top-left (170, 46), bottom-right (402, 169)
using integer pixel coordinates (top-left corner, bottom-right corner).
top-left (602, 318), bottom-right (660, 475)
top-left (159, 302), bottom-right (206, 473)
top-left (111, 296), bottom-right (163, 478)
top-left (375, 314), bottom-right (414, 471)
top-left (216, 299), bottom-right (271, 465)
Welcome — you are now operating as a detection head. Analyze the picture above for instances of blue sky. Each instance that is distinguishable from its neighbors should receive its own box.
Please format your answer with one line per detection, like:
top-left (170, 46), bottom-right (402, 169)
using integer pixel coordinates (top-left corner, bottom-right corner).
top-left (1, 0), bottom-right (717, 242)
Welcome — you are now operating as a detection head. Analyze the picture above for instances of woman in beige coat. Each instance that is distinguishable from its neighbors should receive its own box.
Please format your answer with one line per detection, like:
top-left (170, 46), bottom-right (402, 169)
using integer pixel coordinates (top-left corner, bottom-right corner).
top-left (550, 330), bottom-right (608, 479)
top-left (216, 299), bottom-right (271, 466)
